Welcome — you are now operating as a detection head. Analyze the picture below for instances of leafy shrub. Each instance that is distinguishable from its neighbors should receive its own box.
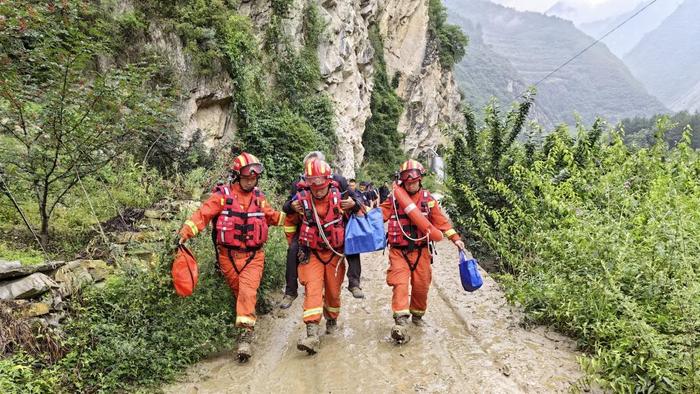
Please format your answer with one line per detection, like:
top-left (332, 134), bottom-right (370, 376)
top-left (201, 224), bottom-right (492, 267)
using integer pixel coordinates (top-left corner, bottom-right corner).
top-left (446, 99), bottom-right (700, 392)
top-left (428, 0), bottom-right (469, 69)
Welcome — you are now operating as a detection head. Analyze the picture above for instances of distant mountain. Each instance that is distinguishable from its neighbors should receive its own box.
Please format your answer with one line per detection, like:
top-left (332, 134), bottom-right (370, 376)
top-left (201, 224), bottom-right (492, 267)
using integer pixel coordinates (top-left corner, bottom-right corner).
top-left (546, 0), bottom-right (641, 24)
top-left (578, 0), bottom-right (683, 58)
top-left (445, 0), bottom-right (668, 126)
top-left (625, 0), bottom-right (700, 112)
top-left (451, 16), bottom-right (557, 127)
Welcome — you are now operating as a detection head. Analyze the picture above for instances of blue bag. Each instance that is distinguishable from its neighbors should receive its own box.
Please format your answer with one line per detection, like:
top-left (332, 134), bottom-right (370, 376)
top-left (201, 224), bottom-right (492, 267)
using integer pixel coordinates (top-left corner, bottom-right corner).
top-left (344, 208), bottom-right (386, 255)
top-left (459, 251), bottom-right (483, 292)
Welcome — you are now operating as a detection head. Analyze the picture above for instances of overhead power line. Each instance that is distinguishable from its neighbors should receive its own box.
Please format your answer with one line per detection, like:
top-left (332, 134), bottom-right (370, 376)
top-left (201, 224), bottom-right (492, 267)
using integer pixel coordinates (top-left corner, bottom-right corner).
top-left (533, 0), bottom-right (660, 87)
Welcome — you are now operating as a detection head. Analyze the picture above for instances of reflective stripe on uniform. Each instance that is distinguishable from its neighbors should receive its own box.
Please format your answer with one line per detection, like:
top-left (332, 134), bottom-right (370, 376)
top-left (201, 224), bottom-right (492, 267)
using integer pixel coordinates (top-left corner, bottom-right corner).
top-left (277, 212), bottom-right (286, 226)
top-left (409, 309), bottom-right (425, 316)
top-left (220, 198), bottom-right (225, 206)
top-left (392, 309), bottom-right (410, 317)
top-left (303, 307), bottom-right (323, 318)
top-left (404, 203), bottom-right (417, 214)
top-left (284, 226), bottom-right (297, 233)
top-left (236, 316), bottom-right (256, 326)
top-left (444, 229), bottom-right (457, 238)
top-left (185, 220), bottom-right (198, 236)
top-left (324, 306), bottom-right (340, 313)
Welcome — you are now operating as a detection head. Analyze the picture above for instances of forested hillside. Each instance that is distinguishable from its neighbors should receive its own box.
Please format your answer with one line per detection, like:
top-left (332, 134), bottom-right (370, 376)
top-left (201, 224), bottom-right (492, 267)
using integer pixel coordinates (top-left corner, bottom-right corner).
top-left (445, 0), bottom-right (667, 126)
top-left (625, 0), bottom-right (700, 112)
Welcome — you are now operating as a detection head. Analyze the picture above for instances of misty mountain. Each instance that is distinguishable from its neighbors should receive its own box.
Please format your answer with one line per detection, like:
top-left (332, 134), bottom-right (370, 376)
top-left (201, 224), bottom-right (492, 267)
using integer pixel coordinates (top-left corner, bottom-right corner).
top-left (625, 0), bottom-right (700, 112)
top-left (445, 0), bottom-right (667, 126)
top-left (578, 0), bottom-right (682, 58)
top-left (546, 0), bottom-right (641, 24)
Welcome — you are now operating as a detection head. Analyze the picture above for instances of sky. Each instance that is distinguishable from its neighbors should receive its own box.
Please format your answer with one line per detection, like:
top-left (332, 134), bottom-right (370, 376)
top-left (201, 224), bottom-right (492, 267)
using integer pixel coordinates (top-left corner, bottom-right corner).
top-left (491, 0), bottom-right (642, 14)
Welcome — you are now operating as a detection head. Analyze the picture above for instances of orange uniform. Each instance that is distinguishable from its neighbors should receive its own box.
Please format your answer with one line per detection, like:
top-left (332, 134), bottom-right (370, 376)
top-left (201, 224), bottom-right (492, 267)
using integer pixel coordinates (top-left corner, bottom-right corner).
top-left (285, 194), bottom-right (348, 325)
top-left (180, 183), bottom-right (285, 329)
top-left (380, 189), bottom-right (460, 319)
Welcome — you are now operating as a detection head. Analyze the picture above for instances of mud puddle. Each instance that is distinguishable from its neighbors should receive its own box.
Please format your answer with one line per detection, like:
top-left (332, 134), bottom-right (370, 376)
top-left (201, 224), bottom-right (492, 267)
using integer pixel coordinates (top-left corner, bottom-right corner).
top-left (164, 242), bottom-right (591, 393)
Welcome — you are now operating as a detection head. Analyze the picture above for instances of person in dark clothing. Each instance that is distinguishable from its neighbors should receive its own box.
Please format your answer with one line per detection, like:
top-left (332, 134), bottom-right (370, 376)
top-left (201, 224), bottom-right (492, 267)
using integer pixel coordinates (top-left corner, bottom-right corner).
top-left (365, 183), bottom-right (379, 208)
top-left (279, 152), bottom-right (366, 309)
top-left (379, 181), bottom-right (390, 203)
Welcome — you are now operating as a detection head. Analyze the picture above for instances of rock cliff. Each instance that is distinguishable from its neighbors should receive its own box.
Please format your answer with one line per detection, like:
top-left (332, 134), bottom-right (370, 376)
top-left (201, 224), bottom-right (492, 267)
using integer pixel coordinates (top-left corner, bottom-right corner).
top-left (125, 0), bottom-right (463, 177)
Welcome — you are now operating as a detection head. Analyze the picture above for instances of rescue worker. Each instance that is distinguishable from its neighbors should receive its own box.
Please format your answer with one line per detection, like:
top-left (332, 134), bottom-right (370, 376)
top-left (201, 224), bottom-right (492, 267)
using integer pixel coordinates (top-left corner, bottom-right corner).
top-left (178, 152), bottom-right (285, 363)
top-left (279, 152), bottom-right (364, 308)
top-left (380, 159), bottom-right (465, 344)
top-left (284, 159), bottom-right (356, 354)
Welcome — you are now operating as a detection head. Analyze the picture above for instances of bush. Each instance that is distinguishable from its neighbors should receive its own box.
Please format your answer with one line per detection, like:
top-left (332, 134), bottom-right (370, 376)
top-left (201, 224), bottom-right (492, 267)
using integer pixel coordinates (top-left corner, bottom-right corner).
top-left (428, 0), bottom-right (469, 69)
top-left (446, 100), bottom-right (700, 391)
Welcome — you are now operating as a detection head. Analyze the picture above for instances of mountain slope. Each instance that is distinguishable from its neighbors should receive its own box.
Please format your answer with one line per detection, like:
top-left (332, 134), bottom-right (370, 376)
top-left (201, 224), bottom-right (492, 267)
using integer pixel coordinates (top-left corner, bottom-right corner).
top-left (578, 0), bottom-right (682, 58)
top-left (625, 0), bottom-right (700, 112)
top-left (445, 0), bottom-right (667, 126)
top-left (546, 0), bottom-right (640, 24)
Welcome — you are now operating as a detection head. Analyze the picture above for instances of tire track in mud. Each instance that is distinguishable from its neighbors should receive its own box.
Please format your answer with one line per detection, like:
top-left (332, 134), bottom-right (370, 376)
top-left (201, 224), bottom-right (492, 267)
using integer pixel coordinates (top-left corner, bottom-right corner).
top-left (164, 242), bottom-right (589, 393)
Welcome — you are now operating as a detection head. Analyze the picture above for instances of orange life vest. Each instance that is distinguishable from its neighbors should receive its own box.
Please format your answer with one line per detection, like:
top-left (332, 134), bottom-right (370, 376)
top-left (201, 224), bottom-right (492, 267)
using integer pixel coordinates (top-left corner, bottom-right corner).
top-left (297, 187), bottom-right (345, 251)
top-left (215, 186), bottom-right (268, 251)
top-left (387, 189), bottom-right (431, 248)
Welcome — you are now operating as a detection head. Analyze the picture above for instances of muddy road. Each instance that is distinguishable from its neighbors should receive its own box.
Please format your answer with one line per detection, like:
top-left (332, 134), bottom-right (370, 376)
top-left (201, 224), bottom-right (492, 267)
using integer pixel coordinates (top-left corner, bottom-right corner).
top-left (164, 241), bottom-right (589, 393)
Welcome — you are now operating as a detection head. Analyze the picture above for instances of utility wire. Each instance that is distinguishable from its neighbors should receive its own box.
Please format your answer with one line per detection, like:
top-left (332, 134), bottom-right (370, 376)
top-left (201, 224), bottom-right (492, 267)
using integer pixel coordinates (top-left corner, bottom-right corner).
top-left (532, 0), bottom-right (659, 87)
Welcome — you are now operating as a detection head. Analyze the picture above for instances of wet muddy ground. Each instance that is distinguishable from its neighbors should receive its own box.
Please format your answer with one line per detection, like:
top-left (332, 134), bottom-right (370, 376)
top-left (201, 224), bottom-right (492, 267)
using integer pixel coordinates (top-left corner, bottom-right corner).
top-left (164, 241), bottom-right (591, 393)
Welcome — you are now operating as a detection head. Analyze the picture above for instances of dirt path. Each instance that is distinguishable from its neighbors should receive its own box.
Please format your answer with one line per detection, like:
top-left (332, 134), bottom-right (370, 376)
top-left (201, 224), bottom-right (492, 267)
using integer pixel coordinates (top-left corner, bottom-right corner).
top-left (164, 241), bottom-right (589, 393)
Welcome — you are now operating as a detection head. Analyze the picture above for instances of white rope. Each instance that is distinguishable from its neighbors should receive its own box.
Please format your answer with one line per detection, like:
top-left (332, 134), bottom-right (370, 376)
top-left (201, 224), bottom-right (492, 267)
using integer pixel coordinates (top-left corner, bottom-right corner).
top-left (309, 192), bottom-right (346, 277)
top-left (391, 189), bottom-right (430, 243)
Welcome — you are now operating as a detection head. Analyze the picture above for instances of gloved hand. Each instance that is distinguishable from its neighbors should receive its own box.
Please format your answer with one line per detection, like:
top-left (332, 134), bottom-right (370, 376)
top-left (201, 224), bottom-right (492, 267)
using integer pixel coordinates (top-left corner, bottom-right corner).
top-left (340, 197), bottom-right (356, 211)
top-left (297, 246), bottom-right (310, 265)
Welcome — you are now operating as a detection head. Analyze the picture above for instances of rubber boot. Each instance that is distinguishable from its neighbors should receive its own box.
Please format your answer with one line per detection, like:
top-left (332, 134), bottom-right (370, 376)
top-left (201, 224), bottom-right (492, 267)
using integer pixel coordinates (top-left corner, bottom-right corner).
top-left (326, 318), bottom-right (338, 334)
top-left (391, 315), bottom-right (410, 344)
top-left (411, 315), bottom-right (426, 327)
top-left (349, 286), bottom-right (365, 299)
top-left (297, 323), bottom-right (320, 355)
top-left (279, 294), bottom-right (297, 309)
top-left (237, 329), bottom-right (254, 363)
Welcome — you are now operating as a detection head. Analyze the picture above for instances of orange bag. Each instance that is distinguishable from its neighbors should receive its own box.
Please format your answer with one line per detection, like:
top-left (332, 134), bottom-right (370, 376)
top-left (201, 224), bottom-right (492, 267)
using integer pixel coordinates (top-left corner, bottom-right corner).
top-left (172, 244), bottom-right (199, 297)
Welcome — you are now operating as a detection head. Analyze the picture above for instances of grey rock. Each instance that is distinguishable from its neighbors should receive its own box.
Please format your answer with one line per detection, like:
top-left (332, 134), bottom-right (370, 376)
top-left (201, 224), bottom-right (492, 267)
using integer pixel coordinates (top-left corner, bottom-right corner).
top-left (54, 261), bottom-right (96, 297)
top-left (0, 260), bottom-right (66, 280)
top-left (0, 273), bottom-right (58, 300)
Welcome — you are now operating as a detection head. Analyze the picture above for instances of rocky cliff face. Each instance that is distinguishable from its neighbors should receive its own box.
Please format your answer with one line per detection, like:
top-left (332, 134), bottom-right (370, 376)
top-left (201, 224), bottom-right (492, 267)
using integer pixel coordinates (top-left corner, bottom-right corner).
top-left (379, 0), bottom-right (463, 158)
top-left (131, 0), bottom-right (462, 177)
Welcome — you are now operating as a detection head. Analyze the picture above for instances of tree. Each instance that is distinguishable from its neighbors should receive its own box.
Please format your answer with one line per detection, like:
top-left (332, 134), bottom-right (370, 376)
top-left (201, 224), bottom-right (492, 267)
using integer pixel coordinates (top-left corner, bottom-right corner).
top-left (0, 1), bottom-right (172, 246)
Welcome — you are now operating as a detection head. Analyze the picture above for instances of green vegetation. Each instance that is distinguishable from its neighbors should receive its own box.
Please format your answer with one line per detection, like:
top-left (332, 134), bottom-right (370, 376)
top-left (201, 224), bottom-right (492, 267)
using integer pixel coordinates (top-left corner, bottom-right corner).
top-left (360, 25), bottom-right (405, 183)
top-left (428, 0), bottom-right (468, 69)
top-left (0, 0), bottom-right (324, 392)
top-left (446, 98), bottom-right (700, 392)
top-left (622, 111), bottom-right (700, 149)
top-left (0, 1), bottom-right (175, 247)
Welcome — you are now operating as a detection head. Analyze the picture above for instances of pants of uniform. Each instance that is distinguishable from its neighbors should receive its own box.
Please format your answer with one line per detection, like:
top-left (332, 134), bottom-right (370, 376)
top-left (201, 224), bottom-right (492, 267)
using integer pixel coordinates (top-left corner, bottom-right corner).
top-left (218, 247), bottom-right (265, 329)
top-left (298, 251), bottom-right (346, 324)
top-left (386, 246), bottom-right (432, 319)
top-left (285, 234), bottom-right (361, 296)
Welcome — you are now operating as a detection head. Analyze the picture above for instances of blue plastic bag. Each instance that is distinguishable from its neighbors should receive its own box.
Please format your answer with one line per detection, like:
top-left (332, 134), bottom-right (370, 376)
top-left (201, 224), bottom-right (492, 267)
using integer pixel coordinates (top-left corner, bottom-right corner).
top-left (459, 251), bottom-right (483, 292)
top-left (344, 208), bottom-right (386, 255)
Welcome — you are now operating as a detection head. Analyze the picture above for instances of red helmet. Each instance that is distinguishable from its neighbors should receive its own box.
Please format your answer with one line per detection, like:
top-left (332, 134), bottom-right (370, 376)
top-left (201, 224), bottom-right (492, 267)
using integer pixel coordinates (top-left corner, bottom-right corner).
top-left (398, 159), bottom-right (425, 183)
top-left (304, 159), bottom-right (332, 189)
top-left (231, 152), bottom-right (264, 177)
